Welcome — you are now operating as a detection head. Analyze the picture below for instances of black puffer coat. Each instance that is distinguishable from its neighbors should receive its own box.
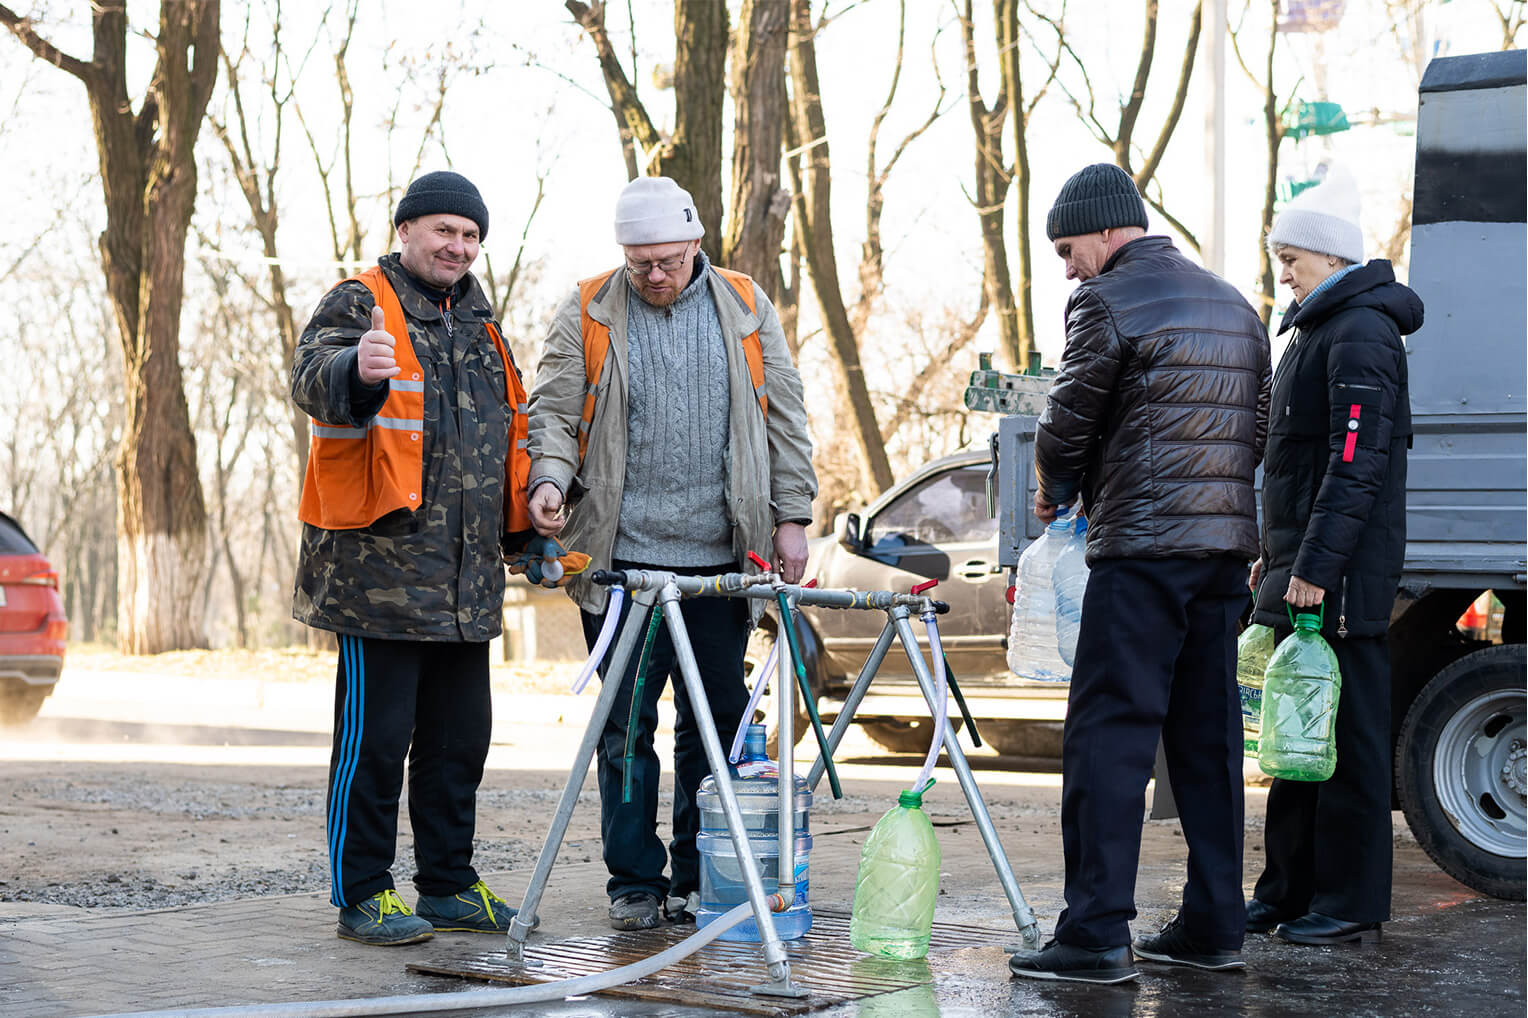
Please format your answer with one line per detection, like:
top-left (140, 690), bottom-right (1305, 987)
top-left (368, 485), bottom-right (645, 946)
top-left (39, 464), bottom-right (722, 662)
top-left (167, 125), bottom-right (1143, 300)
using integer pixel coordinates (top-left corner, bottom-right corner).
top-left (1036, 236), bottom-right (1272, 563)
top-left (1252, 260), bottom-right (1421, 639)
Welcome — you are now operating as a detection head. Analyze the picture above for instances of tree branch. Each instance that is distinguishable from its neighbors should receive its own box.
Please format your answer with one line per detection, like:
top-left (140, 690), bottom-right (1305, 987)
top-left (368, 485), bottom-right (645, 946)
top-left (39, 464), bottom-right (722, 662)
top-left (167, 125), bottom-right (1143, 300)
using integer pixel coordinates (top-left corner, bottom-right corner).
top-left (0, 5), bottom-right (96, 84)
top-left (1135, 0), bottom-right (1200, 188)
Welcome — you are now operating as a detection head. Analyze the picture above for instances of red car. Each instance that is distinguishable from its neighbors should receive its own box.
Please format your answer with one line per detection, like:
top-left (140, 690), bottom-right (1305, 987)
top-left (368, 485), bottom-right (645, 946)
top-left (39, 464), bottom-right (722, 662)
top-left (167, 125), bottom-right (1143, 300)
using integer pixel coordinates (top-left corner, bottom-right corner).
top-left (0, 512), bottom-right (67, 724)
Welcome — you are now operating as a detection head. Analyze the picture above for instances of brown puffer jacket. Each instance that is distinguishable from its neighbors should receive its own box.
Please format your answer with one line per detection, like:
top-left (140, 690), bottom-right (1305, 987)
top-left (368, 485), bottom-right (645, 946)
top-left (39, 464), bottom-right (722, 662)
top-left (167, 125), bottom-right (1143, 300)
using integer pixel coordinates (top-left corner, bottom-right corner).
top-left (1035, 236), bottom-right (1271, 563)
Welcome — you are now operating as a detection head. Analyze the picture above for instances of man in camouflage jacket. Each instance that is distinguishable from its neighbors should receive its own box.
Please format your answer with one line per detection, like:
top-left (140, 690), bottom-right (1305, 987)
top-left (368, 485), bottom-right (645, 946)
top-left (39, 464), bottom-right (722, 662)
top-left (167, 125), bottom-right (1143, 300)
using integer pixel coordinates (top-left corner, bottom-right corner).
top-left (291, 171), bottom-right (536, 946)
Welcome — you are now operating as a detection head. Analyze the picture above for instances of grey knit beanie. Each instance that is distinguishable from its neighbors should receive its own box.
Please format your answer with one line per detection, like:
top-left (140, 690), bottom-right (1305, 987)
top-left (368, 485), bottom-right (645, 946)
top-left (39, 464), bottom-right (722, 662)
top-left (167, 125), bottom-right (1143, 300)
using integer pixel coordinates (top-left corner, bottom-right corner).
top-left (1046, 163), bottom-right (1149, 240)
top-left (614, 176), bottom-right (704, 245)
top-left (1267, 163), bottom-right (1363, 264)
top-left (394, 171), bottom-right (489, 241)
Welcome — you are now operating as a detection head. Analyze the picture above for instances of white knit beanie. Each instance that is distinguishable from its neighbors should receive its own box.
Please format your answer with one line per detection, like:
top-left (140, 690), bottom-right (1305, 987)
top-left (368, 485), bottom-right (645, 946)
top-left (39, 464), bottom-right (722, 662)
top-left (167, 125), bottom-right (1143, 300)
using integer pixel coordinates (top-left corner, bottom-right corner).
top-left (1267, 163), bottom-right (1364, 264)
top-left (613, 176), bottom-right (704, 245)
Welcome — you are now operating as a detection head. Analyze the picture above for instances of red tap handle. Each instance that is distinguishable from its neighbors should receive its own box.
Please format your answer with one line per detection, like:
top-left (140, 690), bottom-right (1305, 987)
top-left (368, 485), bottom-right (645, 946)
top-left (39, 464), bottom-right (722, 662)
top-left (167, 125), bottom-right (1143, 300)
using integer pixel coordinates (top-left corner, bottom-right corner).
top-left (747, 551), bottom-right (770, 570)
top-left (804, 578), bottom-right (818, 588)
top-left (911, 578), bottom-right (939, 595)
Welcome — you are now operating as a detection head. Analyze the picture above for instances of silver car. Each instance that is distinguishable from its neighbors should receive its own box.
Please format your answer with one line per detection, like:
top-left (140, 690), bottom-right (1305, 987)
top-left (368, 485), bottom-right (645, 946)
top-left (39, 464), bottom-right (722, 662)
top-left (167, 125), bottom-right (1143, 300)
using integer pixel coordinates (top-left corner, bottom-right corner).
top-left (748, 450), bottom-right (1066, 757)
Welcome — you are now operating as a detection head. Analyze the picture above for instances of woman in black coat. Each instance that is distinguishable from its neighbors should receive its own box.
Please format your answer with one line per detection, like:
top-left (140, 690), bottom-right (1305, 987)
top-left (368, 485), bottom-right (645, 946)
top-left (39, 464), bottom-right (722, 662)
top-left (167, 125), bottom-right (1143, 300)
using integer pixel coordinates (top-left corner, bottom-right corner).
top-left (1247, 166), bottom-right (1423, 946)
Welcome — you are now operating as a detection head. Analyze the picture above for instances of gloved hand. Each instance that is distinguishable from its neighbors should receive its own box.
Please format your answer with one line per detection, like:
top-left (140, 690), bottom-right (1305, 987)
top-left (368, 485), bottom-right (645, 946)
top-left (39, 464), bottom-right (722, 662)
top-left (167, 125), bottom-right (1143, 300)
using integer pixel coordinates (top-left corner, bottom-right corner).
top-left (505, 535), bottom-right (590, 588)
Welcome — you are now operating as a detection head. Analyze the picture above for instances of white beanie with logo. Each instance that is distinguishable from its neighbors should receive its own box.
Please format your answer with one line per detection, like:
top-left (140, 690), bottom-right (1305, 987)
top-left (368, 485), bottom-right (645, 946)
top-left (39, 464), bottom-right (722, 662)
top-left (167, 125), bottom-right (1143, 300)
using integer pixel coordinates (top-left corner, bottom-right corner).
top-left (1267, 163), bottom-right (1364, 264)
top-left (613, 176), bottom-right (705, 245)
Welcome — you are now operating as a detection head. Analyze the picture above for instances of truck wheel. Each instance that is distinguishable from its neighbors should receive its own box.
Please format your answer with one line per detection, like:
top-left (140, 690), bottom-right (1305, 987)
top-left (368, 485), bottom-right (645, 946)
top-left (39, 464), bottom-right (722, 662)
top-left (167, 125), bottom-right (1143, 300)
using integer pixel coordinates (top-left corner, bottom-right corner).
top-left (1396, 644), bottom-right (1526, 901)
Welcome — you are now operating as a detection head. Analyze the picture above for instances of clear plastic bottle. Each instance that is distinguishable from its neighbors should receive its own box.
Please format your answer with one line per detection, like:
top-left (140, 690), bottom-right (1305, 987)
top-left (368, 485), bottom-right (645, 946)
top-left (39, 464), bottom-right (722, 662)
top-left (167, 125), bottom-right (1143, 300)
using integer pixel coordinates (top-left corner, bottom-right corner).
top-left (1257, 613), bottom-right (1342, 781)
top-left (1006, 511), bottom-right (1076, 682)
top-left (695, 724), bottom-right (813, 941)
top-left (1052, 515), bottom-right (1090, 668)
top-left (850, 787), bottom-right (941, 960)
top-left (1236, 623), bottom-right (1276, 757)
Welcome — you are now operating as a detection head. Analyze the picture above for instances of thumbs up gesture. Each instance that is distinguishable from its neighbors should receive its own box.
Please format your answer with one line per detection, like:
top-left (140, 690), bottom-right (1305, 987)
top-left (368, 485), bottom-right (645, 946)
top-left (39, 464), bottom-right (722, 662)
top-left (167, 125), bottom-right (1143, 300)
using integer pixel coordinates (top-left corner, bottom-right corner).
top-left (356, 305), bottom-right (400, 384)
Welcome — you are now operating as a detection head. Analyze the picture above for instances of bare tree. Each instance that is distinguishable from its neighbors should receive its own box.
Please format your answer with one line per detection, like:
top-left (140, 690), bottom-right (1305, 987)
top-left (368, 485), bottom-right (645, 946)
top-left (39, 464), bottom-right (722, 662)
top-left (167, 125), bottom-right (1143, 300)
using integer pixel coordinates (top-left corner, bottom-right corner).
top-left (788, 0), bottom-right (894, 496)
top-left (1492, 0), bottom-right (1528, 48)
top-left (1, 1), bottom-right (219, 652)
top-left (565, 0), bottom-right (728, 263)
top-left (1048, 0), bottom-right (1205, 249)
top-left (1230, 0), bottom-right (1284, 326)
top-left (723, 0), bottom-right (792, 298)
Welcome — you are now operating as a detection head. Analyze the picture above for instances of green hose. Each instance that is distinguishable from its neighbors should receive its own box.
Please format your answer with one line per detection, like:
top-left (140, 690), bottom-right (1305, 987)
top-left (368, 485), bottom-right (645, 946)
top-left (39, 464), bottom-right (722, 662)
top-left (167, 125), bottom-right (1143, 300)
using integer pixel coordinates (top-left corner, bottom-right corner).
top-left (621, 606), bottom-right (665, 804)
top-left (775, 592), bottom-right (843, 799)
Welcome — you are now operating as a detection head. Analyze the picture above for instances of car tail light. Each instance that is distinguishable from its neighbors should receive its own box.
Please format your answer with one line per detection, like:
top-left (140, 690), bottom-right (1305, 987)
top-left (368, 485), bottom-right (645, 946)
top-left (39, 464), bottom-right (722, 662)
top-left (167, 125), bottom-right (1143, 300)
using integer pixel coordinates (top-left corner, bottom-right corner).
top-left (44, 619), bottom-right (68, 642)
top-left (20, 570), bottom-right (58, 589)
top-left (1005, 584), bottom-right (1017, 605)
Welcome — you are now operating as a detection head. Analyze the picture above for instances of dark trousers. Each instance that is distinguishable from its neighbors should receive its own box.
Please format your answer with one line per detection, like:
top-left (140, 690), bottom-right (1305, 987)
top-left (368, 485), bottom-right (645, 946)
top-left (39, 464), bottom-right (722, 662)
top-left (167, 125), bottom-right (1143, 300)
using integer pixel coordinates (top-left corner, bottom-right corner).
top-left (1254, 633), bottom-right (1392, 922)
top-left (325, 634), bottom-right (492, 907)
top-left (581, 561), bottom-right (749, 902)
top-left (1055, 556), bottom-right (1249, 950)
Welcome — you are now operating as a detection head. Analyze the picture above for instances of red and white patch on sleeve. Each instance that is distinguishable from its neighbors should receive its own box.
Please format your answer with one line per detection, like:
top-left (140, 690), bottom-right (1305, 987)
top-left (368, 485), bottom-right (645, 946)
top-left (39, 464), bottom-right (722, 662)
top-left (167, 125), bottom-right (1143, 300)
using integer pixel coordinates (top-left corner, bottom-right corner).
top-left (1342, 403), bottom-right (1361, 462)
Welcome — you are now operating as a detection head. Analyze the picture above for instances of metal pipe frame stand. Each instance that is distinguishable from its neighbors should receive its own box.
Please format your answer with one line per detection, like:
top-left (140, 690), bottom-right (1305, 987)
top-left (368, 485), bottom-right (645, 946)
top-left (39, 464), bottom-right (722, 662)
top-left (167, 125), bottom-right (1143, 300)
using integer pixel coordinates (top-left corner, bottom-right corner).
top-left (504, 578), bottom-right (806, 998)
top-left (805, 604), bottom-right (1044, 950)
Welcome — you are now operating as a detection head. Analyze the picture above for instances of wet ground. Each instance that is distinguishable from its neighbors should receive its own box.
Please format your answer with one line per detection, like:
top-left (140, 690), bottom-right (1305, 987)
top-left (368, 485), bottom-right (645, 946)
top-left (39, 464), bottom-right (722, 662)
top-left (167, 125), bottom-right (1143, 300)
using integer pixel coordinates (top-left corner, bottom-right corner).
top-left (1, 669), bottom-right (1522, 1017)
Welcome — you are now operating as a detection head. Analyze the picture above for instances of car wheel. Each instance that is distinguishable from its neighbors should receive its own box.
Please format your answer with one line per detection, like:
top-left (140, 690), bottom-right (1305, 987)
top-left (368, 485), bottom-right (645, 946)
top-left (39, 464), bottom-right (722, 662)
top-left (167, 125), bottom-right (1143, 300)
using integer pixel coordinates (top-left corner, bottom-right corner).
top-left (1396, 643), bottom-right (1526, 901)
top-left (981, 720), bottom-right (1065, 758)
top-left (0, 683), bottom-right (49, 726)
top-left (743, 619), bottom-right (810, 757)
top-left (861, 717), bottom-right (963, 755)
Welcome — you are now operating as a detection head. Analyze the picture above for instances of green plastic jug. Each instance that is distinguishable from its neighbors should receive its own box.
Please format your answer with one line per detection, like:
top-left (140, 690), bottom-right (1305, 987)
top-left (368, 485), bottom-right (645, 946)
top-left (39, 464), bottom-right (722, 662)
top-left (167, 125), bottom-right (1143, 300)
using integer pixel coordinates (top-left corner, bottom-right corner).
top-left (1257, 607), bottom-right (1342, 782)
top-left (849, 786), bottom-right (941, 960)
top-left (1236, 624), bottom-right (1276, 757)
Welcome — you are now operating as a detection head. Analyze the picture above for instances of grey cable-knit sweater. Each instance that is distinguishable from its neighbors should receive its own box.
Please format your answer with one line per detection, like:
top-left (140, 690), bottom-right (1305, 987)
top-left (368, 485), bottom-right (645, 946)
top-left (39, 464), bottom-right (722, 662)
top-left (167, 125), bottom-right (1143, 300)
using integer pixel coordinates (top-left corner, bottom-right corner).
top-left (613, 252), bottom-right (733, 565)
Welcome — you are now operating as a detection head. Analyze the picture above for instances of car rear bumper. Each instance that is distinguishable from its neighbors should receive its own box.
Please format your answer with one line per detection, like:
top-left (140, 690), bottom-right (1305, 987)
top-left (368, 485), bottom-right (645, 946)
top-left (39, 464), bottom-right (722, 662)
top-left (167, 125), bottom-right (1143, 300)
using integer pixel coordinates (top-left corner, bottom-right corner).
top-left (0, 654), bottom-right (64, 687)
top-left (821, 684), bottom-right (1070, 722)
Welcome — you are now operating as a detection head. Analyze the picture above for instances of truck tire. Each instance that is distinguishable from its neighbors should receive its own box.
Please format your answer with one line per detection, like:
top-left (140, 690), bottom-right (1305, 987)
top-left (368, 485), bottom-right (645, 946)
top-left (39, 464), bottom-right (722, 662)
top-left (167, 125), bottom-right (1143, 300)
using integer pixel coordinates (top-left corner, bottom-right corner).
top-left (1395, 643), bottom-right (1526, 901)
top-left (743, 620), bottom-right (809, 755)
top-left (862, 717), bottom-right (963, 755)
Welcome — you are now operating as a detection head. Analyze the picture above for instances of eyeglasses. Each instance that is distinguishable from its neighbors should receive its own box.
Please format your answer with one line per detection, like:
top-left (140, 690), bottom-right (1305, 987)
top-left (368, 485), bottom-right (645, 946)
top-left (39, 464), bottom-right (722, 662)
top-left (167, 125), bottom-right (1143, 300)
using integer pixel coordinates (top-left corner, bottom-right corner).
top-left (625, 252), bottom-right (688, 277)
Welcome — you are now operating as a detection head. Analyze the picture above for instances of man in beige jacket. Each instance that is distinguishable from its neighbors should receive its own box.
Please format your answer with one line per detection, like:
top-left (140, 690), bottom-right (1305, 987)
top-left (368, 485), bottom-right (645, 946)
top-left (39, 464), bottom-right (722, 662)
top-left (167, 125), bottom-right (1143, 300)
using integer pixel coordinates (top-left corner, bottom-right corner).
top-left (527, 176), bottom-right (817, 931)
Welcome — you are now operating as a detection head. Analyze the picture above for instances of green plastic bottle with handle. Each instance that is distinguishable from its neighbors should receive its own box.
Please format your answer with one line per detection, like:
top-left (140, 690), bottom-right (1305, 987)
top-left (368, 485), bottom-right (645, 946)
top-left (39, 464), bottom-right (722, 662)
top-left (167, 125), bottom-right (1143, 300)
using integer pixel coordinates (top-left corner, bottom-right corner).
top-left (849, 784), bottom-right (941, 960)
top-left (1257, 605), bottom-right (1342, 782)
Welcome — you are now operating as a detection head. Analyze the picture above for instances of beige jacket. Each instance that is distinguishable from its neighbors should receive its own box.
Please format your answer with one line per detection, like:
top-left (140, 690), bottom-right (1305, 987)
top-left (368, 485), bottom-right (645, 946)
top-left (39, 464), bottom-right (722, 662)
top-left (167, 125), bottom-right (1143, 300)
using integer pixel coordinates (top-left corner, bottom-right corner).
top-left (527, 265), bottom-right (817, 617)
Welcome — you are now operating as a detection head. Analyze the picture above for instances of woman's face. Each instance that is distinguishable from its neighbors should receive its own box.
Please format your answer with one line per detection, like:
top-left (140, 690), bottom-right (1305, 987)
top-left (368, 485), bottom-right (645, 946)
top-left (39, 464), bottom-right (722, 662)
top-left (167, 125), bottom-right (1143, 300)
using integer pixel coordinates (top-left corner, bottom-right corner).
top-left (1275, 245), bottom-right (1339, 303)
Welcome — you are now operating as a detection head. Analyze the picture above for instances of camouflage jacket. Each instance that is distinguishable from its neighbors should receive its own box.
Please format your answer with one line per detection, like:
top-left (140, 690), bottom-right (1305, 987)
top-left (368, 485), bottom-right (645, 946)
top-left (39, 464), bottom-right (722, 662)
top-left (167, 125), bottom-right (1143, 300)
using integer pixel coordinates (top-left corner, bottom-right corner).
top-left (290, 254), bottom-right (520, 641)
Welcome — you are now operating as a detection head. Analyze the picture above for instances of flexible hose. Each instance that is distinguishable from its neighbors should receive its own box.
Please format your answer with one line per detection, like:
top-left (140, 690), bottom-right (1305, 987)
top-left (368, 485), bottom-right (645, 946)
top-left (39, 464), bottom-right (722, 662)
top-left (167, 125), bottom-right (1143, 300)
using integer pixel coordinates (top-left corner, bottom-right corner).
top-left (730, 636), bottom-right (779, 763)
top-left (94, 901), bottom-right (759, 1018)
top-left (570, 587), bottom-right (624, 695)
top-left (909, 614), bottom-right (950, 796)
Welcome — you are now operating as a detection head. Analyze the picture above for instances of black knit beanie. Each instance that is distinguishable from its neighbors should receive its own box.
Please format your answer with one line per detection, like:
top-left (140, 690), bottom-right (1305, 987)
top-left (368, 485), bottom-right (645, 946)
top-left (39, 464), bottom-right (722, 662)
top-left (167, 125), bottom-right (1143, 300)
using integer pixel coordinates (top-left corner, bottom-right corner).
top-left (1045, 163), bottom-right (1148, 241)
top-left (394, 171), bottom-right (489, 241)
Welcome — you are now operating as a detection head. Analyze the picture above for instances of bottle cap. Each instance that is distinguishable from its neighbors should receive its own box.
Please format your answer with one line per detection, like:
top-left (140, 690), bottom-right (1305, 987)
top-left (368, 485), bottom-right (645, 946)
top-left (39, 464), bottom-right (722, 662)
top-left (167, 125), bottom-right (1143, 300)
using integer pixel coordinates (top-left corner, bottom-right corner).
top-left (1293, 612), bottom-right (1322, 632)
top-left (897, 789), bottom-right (924, 808)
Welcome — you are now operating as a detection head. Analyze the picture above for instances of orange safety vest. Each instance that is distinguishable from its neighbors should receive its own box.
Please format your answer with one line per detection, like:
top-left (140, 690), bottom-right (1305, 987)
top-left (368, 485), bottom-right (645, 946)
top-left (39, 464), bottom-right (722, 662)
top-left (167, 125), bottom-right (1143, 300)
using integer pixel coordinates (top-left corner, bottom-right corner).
top-left (298, 266), bottom-right (532, 533)
top-left (576, 266), bottom-right (768, 462)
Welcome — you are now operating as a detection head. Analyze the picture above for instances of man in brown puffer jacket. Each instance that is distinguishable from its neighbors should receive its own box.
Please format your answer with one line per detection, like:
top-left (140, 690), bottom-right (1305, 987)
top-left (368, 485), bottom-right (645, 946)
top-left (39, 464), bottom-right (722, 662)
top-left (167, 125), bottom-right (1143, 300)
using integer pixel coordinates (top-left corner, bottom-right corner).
top-left (1009, 164), bottom-right (1272, 985)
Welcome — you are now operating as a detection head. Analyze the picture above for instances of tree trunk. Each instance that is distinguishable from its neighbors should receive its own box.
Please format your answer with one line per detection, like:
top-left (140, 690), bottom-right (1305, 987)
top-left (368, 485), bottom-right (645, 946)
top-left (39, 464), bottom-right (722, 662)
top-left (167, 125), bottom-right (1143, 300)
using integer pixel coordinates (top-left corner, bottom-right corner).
top-left (994, 0), bottom-right (1036, 369)
top-left (1255, 0), bottom-right (1280, 327)
top-left (961, 0), bottom-right (1020, 369)
top-left (787, 0), bottom-right (893, 497)
top-left (665, 0), bottom-right (728, 263)
top-left (723, 0), bottom-right (790, 297)
top-left (3, 0), bottom-right (219, 652)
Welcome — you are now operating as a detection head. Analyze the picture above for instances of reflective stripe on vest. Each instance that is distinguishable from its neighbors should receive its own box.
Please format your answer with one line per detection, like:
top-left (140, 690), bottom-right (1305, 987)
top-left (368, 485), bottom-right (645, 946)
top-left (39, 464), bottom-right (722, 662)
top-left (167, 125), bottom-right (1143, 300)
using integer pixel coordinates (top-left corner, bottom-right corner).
top-left (297, 266), bottom-right (532, 533)
top-left (576, 266), bottom-right (768, 463)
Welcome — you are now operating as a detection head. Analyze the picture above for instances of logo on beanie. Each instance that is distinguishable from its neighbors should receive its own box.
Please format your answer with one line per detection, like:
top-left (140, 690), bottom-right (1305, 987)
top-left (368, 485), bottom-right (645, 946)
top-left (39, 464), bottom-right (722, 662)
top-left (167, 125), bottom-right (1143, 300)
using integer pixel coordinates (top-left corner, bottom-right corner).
top-left (684, 209), bottom-right (693, 222)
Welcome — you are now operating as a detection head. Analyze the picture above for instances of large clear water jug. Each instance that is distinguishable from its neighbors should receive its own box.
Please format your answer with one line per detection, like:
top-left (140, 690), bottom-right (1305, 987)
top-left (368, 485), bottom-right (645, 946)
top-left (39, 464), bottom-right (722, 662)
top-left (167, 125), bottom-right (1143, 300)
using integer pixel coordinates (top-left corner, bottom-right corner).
top-left (1236, 623), bottom-right (1275, 757)
top-left (849, 787), bottom-right (941, 959)
top-left (1052, 515), bottom-right (1090, 667)
top-left (1006, 510), bottom-right (1076, 681)
top-left (695, 724), bottom-right (813, 941)
top-left (1257, 610), bottom-right (1342, 781)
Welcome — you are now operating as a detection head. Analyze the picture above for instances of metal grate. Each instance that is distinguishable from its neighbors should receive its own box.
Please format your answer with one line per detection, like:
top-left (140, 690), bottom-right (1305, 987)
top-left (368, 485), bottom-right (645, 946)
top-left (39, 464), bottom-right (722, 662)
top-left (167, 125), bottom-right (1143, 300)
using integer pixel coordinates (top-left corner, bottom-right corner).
top-left (409, 908), bottom-right (999, 1016)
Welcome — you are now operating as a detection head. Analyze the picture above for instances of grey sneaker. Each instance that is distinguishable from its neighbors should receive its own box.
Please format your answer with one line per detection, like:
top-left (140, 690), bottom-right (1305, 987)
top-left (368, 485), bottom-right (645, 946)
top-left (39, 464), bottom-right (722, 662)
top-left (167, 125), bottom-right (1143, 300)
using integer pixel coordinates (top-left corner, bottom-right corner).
top-left (609, 891), bottom-right (662, 931)
top-left (416, 880), bottom-right (527, 934)
top-left (665, 891), bottom-right (700, 924)
top-left (337, 889), bottom-right (435, 946)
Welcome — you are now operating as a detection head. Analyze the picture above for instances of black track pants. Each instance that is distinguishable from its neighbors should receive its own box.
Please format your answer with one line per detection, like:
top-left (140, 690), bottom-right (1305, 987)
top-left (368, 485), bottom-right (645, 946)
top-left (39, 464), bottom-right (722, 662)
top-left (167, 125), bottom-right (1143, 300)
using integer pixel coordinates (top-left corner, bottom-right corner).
top-left (325, 635), bottom-right (492, 908)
